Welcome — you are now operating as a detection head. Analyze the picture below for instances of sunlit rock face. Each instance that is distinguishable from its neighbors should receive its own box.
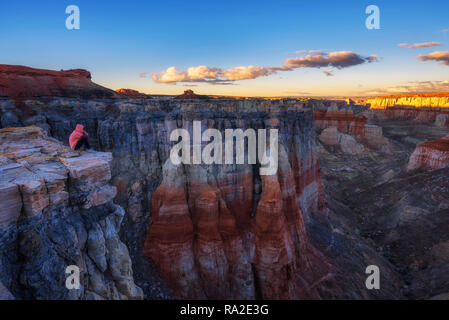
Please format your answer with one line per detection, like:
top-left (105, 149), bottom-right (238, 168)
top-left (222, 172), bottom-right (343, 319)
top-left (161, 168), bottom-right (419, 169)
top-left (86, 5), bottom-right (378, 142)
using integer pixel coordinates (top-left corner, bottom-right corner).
top-left (364, 93), bottom-right (449, 126)
top-left (367, 93), bottom-right (449, 110)
top-left (115, 89), bottom-right (148, 99)
top-left (407, 135), bottom-right (449, 171)
top-left (0, 126), bottom-right (142, 300)
top-left (0, 65), bottom-right (118, 99)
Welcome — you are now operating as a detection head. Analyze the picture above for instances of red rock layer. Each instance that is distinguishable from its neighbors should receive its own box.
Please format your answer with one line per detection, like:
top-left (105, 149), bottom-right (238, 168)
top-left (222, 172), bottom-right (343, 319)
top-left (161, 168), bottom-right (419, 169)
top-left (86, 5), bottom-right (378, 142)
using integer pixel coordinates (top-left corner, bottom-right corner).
top-left (407, 135), bottom-right (449, 171)
top-left (0, 64), bottom-right (118, 99)
top-left (143, 182), bottom-right (205, 298)
top-left (314, 109), bottom-right (367, 140)
top-left (144, 146), bottom-right (328, 299)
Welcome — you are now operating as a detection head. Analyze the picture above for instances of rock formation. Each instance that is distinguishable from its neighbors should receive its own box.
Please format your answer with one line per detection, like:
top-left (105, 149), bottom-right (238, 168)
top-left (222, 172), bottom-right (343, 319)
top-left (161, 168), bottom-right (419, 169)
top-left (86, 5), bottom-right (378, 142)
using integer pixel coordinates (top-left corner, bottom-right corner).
top-left (319, 126), bottom-right (365, 155)
top-left (175, 89), bottom-right (209, 100)
top-left (0, 126), bottom-right (143, 299)
top-left (314, 105), bottom-right (390, 152)
top-left (115, 89), bottom-right (148, 99)
top-left (0, 65), bottom-right (118, 99)
top-left (407, 135), bottom-right (449, 171)
top-left (141, 108), bottom-right (328, 299)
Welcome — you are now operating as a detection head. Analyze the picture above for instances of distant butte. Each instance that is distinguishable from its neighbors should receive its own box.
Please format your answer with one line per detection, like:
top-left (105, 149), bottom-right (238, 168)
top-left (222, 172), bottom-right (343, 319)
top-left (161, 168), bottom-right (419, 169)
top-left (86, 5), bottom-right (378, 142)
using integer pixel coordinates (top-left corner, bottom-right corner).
top-left (116, 88), bottom-right (148, 98)
top-left (0, 64), bottom-right (119, 99)
top-left (175, 89), bottom-right (209, 100)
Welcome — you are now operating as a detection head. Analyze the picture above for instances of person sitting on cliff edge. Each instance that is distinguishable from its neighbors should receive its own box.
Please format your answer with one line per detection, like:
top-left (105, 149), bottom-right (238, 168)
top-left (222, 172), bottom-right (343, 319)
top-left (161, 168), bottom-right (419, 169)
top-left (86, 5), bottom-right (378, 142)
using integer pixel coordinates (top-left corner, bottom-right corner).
top-left (69, 124), bottom-right (94, 152)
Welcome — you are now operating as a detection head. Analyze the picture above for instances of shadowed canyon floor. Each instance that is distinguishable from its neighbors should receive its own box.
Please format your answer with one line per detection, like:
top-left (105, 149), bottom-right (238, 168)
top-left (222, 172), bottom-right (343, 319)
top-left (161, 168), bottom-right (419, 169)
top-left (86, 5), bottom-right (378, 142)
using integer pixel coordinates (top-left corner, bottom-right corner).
top-left (317, 119), bottom-right (449, 299)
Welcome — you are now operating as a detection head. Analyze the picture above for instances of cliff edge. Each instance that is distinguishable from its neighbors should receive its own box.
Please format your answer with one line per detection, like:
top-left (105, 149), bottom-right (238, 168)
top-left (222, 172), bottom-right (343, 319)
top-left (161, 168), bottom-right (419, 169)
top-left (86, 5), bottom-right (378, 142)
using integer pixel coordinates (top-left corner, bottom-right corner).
top-left (0, 126), bottom-right (143, 299)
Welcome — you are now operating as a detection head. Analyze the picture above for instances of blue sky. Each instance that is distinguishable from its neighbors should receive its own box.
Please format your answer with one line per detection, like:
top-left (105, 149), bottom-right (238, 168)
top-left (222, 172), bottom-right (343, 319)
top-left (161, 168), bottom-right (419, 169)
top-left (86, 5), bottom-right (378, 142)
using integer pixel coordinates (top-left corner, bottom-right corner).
top-left (1, 0), bottom-right (448, 96)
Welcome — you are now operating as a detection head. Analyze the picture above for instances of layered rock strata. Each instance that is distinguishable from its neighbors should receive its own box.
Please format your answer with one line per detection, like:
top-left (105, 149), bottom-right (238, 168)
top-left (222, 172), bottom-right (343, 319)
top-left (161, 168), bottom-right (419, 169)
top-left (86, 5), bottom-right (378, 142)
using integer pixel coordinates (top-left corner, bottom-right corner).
top-left (314, 105), bottom-right (390, 152)
top-left (0, 126), bottom-right (143, 300)
top-left (407, 135), bottom-right (449, 171)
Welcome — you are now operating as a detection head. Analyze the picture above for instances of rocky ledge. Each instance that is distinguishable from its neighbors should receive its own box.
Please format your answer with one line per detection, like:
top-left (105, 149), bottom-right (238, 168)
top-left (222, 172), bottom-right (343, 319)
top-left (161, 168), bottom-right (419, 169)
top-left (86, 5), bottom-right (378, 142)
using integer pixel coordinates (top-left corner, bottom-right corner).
top-left (0, 126), bottom-right (143, 300)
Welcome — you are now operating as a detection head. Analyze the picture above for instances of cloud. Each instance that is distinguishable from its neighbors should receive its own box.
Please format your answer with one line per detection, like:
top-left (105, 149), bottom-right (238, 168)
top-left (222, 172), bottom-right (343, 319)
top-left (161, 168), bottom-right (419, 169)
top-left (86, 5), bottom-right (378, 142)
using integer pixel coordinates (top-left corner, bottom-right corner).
top-left (363, 80), bottom-right (449, 95)
top-left (282, 51), bottom-right (377, 69)
top-left (417, 51), bottom-right (449, 66)
top-left (398, 42), bottom-right (441, 49)
top-left (152, 66), bottom-right (225, 84)
top-left (222, 66), bottom-right (273, 80)
top-left (152, 51), bottom-right (378, 84)
top-left (186, 66), bottom-right (222, 80)
top-left (441, 29), bottom-right (449, 33)
top-left (322, 70), bottom-right (334, 76)
top-left (139, 73), bottom-right (147, 78)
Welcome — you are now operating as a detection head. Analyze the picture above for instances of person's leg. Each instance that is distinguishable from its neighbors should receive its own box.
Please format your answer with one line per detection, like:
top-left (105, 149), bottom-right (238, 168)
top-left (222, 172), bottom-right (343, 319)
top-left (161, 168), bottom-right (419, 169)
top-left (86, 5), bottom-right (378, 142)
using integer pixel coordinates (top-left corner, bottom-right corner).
top-left (74, 138), bottom-right (87, 150)
top-left (84, 138), bottom-right (91, 149)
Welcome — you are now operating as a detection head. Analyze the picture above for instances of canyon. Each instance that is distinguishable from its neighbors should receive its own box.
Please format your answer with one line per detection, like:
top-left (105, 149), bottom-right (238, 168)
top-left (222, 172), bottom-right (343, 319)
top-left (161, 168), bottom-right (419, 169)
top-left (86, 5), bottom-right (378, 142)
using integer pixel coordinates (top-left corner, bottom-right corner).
top-left (1, 65), bottom-right (448, 300)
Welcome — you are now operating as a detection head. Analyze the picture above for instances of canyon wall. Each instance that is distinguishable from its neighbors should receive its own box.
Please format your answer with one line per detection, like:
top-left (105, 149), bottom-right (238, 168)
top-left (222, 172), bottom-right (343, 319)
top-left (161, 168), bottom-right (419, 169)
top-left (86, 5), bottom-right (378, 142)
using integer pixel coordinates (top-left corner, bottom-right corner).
top-left (0, 96), bottom-right (402, 299)
top-left (0, 126), bottom-right (143, 299)
top-left (142, 108), bottom-right (325, 299)
top-left (364, 93), bottom-right (449, 126)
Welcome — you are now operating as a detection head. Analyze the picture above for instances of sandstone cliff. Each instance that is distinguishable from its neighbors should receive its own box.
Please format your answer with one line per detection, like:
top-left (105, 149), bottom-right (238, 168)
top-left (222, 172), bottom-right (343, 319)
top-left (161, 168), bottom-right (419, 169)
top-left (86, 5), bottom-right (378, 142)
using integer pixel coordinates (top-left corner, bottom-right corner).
top-left (0, 126), bottom-right (143, 299)
top-left (0, 65), bottom-right (119, 99)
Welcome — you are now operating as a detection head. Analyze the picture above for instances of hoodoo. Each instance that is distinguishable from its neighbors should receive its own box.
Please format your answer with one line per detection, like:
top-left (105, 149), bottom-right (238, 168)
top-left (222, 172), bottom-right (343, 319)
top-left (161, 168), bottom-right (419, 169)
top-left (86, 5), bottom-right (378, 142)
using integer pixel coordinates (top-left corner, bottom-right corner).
top-left (407, 135), bottom-right (449, 171)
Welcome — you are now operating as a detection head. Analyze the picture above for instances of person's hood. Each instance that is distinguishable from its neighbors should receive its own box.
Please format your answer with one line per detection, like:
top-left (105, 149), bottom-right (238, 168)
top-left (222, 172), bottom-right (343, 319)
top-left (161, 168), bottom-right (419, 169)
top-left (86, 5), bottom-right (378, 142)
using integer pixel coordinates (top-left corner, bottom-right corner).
top-left (75, 124), bottom-right (84, 132)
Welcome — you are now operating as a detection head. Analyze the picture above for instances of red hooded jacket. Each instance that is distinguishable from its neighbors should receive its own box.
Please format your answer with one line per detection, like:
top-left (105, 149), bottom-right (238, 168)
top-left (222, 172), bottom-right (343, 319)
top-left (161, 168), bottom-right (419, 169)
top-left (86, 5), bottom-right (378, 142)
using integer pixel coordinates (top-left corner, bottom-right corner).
top-left (69, 124), bottom-right (88, 150)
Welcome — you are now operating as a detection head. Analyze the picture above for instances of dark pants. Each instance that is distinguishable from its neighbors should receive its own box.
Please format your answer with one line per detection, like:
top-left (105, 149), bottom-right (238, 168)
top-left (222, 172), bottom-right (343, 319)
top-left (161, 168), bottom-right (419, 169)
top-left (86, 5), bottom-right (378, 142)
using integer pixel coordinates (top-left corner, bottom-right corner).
top-left (74, 137), bottom-right (91, 150)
